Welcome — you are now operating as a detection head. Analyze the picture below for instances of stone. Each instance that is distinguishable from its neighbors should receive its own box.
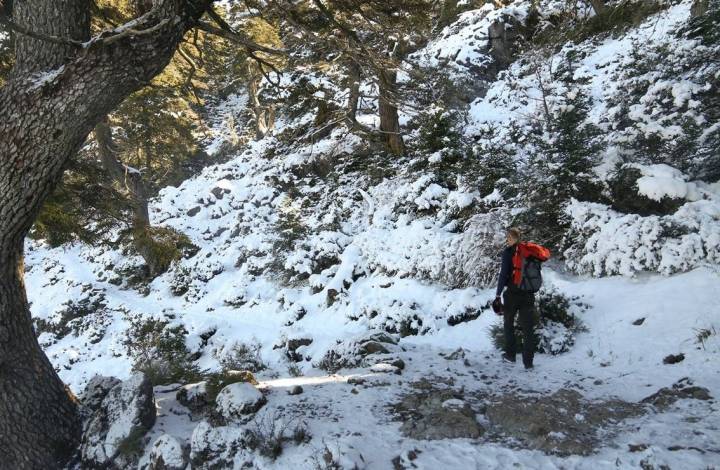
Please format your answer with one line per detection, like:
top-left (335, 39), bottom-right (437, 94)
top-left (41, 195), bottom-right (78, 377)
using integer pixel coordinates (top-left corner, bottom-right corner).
top-left (358, 340), bottom-right (391, 356)
top-left (632, 317), bottom-right (645, 326)
top-left (663, 353), bottom-right (685, 364)
top-left (187, 206), bottom-right (201, 217)
top-left (394, 386), bottom-right (482, 440)
top-left (80, 373), bottom-right (156, 468)
top-left (145, 434), bottom-right (189, 470)
top-left (176, 381), bottom-right (211, 414)
top-left (211, 186), bottom-right (230, 200)
top-left (287, 385), bottom-right (304, 395)
top-left (81, 375), bottom-right (122, 412)
top-left (641, 379), bottom-right (712, 411)
top-left (215, 382), bottom-right (266, 420)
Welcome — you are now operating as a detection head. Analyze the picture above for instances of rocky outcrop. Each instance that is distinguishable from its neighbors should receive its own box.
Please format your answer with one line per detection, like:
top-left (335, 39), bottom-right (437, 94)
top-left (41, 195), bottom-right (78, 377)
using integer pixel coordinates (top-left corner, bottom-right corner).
top-left (80, 373), bottom-right (157, 468)
top-left (486, 388), bottom-right (644, 456)
top-left (393, 381), bottom-right (483, 440)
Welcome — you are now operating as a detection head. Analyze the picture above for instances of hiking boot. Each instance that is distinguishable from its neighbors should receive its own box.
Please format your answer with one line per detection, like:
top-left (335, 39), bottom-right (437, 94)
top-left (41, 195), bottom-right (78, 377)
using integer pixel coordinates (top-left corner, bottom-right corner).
top-left (502, 353), bottom-right (516, 364)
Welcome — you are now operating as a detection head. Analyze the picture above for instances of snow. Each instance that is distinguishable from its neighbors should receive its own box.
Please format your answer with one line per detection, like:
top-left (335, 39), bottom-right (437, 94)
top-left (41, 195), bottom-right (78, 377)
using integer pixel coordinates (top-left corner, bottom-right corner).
top-left (18, 0), bottom-right (720, 467)
top-left (633, 163), bottom-right (702, 202)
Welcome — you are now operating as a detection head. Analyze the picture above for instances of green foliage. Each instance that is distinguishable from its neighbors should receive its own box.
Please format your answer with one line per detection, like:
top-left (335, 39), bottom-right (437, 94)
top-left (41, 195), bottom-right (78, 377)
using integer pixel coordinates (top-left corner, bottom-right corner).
top-left (123, 316), bottom-right (203, 386)
top-left (523, 105), bottom-right (604, 245)
top-left (216, 342), bottom-right (267, 372)
top-left (607, 164), bottom-right (684, 216)
top-left (532, 0), bottom-right (668, 46)
top-left (31, 158), bottom-right (127, 247)
top-left (133, 226), bottom-right (195, 276)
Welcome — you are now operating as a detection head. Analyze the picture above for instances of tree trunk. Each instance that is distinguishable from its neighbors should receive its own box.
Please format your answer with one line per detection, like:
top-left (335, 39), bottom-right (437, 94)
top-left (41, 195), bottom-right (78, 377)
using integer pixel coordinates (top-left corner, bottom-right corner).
top-left (346, 60), bottom-right (361, 123)
top-left (378, 68), bottom-right (404, 155)
top-left (248, 73), bottom-right (274, 139)
top-left (0, 1), bottom-right (210, 467)
top-left (588, 0), bottom-right (606, 15)
top-left (95, 119), bottom-right (151, 228)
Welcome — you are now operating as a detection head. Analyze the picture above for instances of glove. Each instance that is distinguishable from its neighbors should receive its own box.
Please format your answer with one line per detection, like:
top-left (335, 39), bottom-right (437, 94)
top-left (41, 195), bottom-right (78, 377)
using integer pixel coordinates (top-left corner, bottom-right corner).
top-left (492, 296), bottom-right (503, 315)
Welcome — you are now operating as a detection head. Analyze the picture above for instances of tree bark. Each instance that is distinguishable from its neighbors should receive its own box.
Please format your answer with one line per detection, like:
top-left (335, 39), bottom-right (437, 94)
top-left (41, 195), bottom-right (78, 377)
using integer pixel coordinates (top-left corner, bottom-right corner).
top-left (95, 119), bottom-right (151, 228)
top-left (0, 1), bottom-right (211, 467)
top-left (248, 73), bottom-right (274, 139)
top-left (378, 68), bottom-right (404, 155)
top-left (346, 60), bottom-right (361, 123)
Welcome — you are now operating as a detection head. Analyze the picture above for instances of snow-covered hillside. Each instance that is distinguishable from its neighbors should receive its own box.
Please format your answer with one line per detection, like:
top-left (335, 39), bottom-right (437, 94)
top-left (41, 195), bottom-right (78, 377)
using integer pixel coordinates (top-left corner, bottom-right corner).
top-left (24, 0), bottom-right (720, 468)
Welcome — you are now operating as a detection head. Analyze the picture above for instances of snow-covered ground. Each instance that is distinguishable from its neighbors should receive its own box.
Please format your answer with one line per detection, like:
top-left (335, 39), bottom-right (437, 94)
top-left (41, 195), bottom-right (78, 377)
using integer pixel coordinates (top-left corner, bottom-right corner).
top-left (23, 0), bottom-right (720, 467)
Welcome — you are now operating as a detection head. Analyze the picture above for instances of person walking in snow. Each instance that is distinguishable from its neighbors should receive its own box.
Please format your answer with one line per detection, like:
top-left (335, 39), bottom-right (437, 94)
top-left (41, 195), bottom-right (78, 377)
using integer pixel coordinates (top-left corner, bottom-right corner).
top-left (492, 227), bottom-right (551, 369)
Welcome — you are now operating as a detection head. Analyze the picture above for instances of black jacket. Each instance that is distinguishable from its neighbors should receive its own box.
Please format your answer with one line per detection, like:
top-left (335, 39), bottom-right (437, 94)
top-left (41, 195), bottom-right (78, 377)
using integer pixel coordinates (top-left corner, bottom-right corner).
top-left (496, 245), bottom-right (515, 297)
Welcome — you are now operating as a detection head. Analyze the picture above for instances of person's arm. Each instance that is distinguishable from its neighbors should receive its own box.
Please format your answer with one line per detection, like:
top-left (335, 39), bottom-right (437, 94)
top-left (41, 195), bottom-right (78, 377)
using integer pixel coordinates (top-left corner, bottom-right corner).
top-left (496, 248), bottom-right (511, 297)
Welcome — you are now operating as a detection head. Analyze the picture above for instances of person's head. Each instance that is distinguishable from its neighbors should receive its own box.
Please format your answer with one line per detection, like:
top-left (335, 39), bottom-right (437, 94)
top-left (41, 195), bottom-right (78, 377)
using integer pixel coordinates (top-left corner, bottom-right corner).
top-left (506, 227), bottom-right (521, 246)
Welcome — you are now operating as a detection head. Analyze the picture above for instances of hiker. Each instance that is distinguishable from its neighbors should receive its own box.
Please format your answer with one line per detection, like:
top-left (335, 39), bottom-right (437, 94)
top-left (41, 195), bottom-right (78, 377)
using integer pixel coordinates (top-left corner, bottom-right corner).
top-left (492, 227), bottom-right (551, 369)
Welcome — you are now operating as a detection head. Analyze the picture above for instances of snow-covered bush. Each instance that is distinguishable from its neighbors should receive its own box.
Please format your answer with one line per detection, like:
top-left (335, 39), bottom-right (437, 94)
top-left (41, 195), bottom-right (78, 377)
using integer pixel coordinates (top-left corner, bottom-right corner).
top-left (123, 316), bottom-right (202, 385)
top-left (490, 288), bottom-right (588, 355)
top-left (214, 341), bottom-right (266, 373)
top-left (563, 197), bottom-right (720, 276)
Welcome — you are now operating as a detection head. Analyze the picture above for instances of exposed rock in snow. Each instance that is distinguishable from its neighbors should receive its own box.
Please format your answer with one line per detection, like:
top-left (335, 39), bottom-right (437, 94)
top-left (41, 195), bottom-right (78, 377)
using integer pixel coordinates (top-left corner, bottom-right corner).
top-left (189, 420), bottom-right (251, 468)
top-left (143, 434), bottom-right (189, 470)
top-left (485, 388), bottom-right (645, 456)
top-left (641, 378), bottom-right (713, 411)
top-left (81, 375), bottom-right (122, 413)
top-left (176, 381), bottom-right (210, 415)
top-left (215, 382), bottom-right (266, 421)
top-left (80, 373), bottom-right (156, 468)
top-left (394, 380), bottom-right (483, 440)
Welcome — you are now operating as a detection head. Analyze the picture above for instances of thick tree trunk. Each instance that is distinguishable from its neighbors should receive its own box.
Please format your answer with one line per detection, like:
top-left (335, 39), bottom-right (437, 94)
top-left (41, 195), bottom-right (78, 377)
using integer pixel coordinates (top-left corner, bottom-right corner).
top-left (0, 1), bottom-right (210, 467)
top-left (0, 239), bottom-right (81, 468)
top-left (378, 68), bottom-right (404, 155)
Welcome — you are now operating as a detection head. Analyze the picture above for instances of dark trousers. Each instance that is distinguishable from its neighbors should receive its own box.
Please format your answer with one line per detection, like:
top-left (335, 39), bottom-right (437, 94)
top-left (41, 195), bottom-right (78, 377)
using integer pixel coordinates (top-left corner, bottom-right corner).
top-left (503, 287), bottom-right (536, 367)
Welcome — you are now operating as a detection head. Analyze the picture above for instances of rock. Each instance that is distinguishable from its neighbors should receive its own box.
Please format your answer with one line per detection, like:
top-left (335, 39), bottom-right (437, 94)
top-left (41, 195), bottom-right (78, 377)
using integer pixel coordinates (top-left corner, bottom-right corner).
top-left (632, 317), bottom-right (645, 326)
top-left (283, 337), bottom-right (313, 362)
top-left (641, 378), bottom-right (712, 410)
top-left (394, 386), bottom-right (482, 440)
top-left (359, 340), bottom-right (391, 356)
top-left (145, 434), bottom-right (189, 470)
top-left (187, 206), bottom-right (201, 217)
top-left (486, 388), bottom-right (644, 456)
top-left (81, 373), bottom-right (156, 468)
top-left (287, 385), bottom-right (304, 395)
top-left (347, 376), bottom-right (366, 386)
top-left (190, 420), bottom-right (251, 469)
top-left (663, 353), bottom-right (685, 364)
top-left (215, 382), bottom-right (266, 420)
top-left (176, 381), bottom-right (211, 414)
top-left (370, 363), bottom-right (401, 375)
top-left (81, 375), bottom-right (122, 412)
top-left (211, 186), bottom-right (230, 200)
top-left (443, 348), bottom-right (466, 360)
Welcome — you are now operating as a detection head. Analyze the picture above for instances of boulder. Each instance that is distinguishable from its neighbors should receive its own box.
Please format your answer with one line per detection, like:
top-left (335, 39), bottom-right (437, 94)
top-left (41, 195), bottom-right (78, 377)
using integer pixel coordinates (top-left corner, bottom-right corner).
top-left (215, 382), bottom-right (266, 421)
top-left (80, 373), bottom-right (156, 468)
top-left (190, 420), bottom-right (251, 469)
top-left (81, 375), bottom-right (122, 412)
top-left (145, 434), bottom-right (189, 470)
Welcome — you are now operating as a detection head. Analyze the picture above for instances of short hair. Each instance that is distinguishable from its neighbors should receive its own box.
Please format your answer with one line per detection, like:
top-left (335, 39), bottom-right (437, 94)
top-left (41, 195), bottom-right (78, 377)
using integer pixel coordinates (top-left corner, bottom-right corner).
top-left (507, 227), bottom-right (522, 241)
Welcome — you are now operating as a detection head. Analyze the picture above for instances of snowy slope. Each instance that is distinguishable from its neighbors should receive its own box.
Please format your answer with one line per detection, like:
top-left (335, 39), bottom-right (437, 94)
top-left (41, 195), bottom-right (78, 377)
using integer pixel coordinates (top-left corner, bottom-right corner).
top-left (22, 0), bottom-right (720, 468)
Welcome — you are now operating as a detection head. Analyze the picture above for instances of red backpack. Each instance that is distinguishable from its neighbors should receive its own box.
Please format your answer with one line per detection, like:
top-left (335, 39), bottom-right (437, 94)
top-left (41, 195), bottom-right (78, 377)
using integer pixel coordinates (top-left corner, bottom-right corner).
top-left (511, 242), bottom-right (551, 293)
